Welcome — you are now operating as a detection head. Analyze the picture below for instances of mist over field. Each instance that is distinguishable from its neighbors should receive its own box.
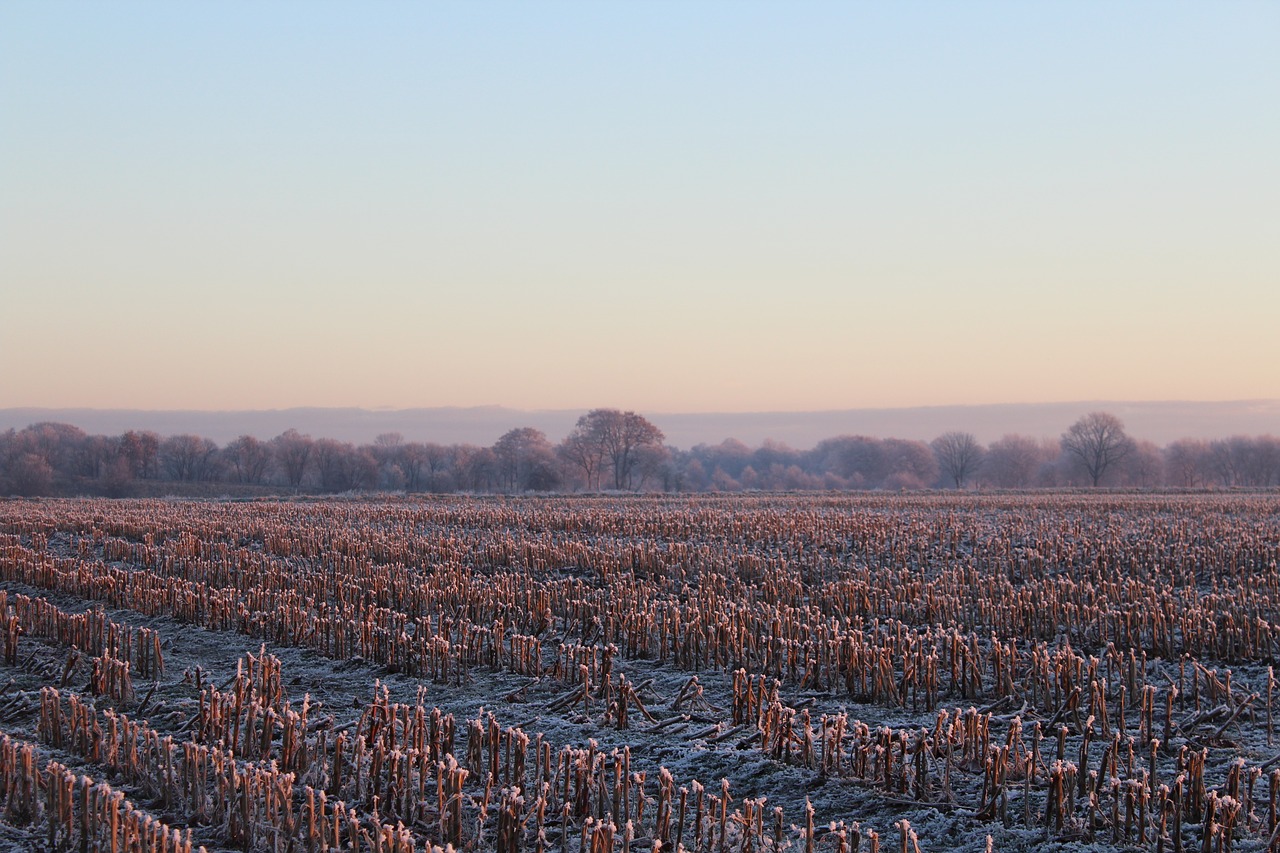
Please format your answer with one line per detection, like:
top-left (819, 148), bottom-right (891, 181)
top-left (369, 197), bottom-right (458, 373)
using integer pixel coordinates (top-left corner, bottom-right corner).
top-left (3, 400), bottom-right (1277, 450)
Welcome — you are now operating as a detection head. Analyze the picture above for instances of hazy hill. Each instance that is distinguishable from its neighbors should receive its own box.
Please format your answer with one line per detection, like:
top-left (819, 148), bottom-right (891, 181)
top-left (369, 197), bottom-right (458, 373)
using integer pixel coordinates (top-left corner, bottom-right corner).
top-left (2, 400), bottom-right (1277, 450)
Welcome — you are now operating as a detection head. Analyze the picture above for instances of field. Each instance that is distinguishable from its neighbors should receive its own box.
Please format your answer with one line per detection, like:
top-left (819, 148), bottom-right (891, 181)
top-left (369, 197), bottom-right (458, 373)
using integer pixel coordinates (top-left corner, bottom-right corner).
top-left (0, 493), bottom-right (1278, 853)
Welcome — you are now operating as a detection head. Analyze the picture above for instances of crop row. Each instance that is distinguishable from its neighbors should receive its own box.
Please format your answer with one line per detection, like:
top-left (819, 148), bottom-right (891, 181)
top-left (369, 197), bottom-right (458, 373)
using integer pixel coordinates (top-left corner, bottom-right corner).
top-left (0, 494), bottom-right (1278, 852)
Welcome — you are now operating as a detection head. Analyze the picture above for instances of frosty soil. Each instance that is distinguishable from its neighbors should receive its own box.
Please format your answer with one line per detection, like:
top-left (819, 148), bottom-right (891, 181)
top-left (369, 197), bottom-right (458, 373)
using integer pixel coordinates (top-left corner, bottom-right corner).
top-left (0, 494), bottom-right (1277, 853)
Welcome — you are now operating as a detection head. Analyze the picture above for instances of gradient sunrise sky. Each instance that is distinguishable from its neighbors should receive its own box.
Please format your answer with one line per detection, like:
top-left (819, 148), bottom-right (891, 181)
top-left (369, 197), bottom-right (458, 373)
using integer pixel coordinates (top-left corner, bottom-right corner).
top-left (2, 2), bottom-right (1276, 413)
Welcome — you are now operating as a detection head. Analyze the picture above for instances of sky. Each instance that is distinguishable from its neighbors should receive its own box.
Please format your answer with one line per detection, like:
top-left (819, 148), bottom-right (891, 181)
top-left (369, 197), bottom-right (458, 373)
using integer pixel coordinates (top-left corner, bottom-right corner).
top-left (2, 2), bottom-right (1277, 414)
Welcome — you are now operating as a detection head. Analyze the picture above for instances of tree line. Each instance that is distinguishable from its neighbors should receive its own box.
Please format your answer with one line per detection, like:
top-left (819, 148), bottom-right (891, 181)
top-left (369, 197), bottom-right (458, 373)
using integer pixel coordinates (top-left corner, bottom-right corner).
top-left (1, 408), bottom-right (1277, 497)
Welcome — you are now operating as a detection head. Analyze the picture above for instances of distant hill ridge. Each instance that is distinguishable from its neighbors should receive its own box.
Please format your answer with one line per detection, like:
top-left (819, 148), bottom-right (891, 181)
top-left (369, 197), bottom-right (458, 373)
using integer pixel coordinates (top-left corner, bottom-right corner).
top-left (2, 401), bottom-right (1277, 450)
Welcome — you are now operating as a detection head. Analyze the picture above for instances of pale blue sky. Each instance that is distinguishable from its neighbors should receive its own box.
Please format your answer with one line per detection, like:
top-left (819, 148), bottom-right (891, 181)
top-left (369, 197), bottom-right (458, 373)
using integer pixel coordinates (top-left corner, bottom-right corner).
top-left (2, 2), bottom-right (1276, 412)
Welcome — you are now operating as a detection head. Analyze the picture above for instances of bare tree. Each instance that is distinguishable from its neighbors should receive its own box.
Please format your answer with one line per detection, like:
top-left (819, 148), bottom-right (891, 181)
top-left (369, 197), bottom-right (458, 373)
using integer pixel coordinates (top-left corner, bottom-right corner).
top-left (981, 434), bottom-right (1054, 488)
top-left (369, 433), bottom-right (407, 489)
top-left (16, 422), bottom-right (87, 478)
top-left (224, 435), bottom-right (272, 484)
top-left (1206, 435), bottom-right (1280, 487)
top-left (271, 429), bottom-right (313, 490)
top-left (493, 427), bottom-right (558, 492)
top-left (100, 456), bottom-right (134, 497)
top-left (457, 445), bottom-right (498, 492)
top-left (374, 432), bottom-right (403, 449)
top-left (1123, 439), bottom-right (1164, 488)
top-left (161, 434), bottom-right (219, 482)
top-left (558, 429), bottom-right (604, 491)
top-left (5, 453), bottom-right (54, 496)
top-left (1061, 411), bottom-right (1134, 487)
top-left (808, 436), bottom-right (885, 489)
top-left (73, 434), bottom-right (113, 479)
top-left (1207, 438), bottom-right (1243, 486)
top-left (752, 439), bottom-right (801, 474)
top-left (931, 432), bottom-right (984, 489)
top-left (632, 443), bottom-right (674, 492)
top-left (1255, 436), bottom-right (1280, 486)
top-left (880, 438), bottom-right (939, 490)
top-left (311, 439), bottom-right (346, 492)
top-left (118, 430), bottom-right (161, 479)
top-left (566, 409), bottom-right (665, 491)
top-left (421, 443), bottom-right (455, 492)
top-left (1164, 439), bottom-right (1210, 487)
top-left (697, 439), bottom-right (753, 481)
top-left (312, 439), bottom-right (377, 493)
top-left (396, 442), bottom-right (428, 491)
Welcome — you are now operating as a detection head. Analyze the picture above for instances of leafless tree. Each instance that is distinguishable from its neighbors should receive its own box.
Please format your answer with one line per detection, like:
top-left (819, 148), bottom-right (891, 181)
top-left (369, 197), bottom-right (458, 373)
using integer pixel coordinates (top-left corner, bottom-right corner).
top-left (981, 434), bottom-right (1054, 488)
top-left (752, 439), bottom-right (801, 473)
top-left (457, 445), bottom-right (499, 492)
top-left (632, 443), bottom-right (674, 492)
top-left (1164, 439), bottom-right (1210, 487)
top-left (421, 443), bottom-right (455, 492)
top-left (374, 432), bottom-right (403, 449)
top-left (1208, 435), bottom-right (1280, 486)
top-left (777, 464), bottom-right (821, 490)
top-left (369, 433), bottom-right (407, 489)
top-left (5, 453), bottom-right (54, 496)
top-left (687, 440), bottom-right (753, 487)
top-left (271, 429), bottom-right (314, 490)
top-left (710, 466), bottom-right (743, 491)
top-left (1061, 411), bottom-right (1134, 487)
top-left (493, 427), bottom-right (558, 492)
top-left (931, 431), bottom-right (984, 489)
top-left (395, 442), bottom-right (428, 491)
top-left (118, 430), bottom-right (161, 479)
top-left (100, 455), bottom-right (134, 498)
top-left (558, 430), bottom-right (604, 491)
top-left (161, 434), bottom-right (219, 482)
top-left (17, 422), bottom-right (86, 476)
top-left (224, 435), bottom-right (272, 484)
top-left (563, 409), bottom-right (665, 490)
top-left (809, 436), bottom-right (885, 489)
top-left (1254, 436), bottom-right (1280, 486)
top-left (1123, 439), bottom-right (1164, 488)
top-left (314, 439), bottom-right (351, 492)
top-left (312, 438), bottom-right (377, 492)
top-left (675, 457), bottom-right (709, 492)
top-left (607, 410), bottom-right (665, 490)
top-left (73, 434), bottom-right (113, 479)
top-left (880, 438), bottom-right (939, 490)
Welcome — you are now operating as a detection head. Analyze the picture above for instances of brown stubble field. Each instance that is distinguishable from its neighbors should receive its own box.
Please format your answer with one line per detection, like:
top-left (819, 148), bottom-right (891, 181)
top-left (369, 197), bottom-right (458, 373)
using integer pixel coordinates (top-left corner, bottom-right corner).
top-left (0, 493), bottom-right (1278, 853)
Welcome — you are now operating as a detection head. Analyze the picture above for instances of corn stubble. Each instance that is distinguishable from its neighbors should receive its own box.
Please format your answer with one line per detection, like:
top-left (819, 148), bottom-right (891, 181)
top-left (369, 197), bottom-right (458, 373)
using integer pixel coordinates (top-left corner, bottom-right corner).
top-left (0, 493), bottom-right (1277, 851)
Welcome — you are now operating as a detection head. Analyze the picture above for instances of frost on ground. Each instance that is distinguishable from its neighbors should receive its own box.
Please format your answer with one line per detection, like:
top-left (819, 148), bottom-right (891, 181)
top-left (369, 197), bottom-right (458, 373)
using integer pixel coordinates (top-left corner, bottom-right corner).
top-left (0, 493), bottom-right (1277, 853)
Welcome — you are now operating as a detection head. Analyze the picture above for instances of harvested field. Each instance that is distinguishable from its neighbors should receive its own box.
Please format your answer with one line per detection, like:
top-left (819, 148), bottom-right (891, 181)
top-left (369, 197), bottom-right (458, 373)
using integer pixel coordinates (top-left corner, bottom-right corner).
top-left (0, 493), bottom-right (1278, 852)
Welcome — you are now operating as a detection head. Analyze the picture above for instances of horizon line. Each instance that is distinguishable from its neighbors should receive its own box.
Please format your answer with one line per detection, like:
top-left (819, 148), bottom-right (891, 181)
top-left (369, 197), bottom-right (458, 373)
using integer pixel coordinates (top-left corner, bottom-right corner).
top-left (4, 397), bottom-right (1278, 417)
